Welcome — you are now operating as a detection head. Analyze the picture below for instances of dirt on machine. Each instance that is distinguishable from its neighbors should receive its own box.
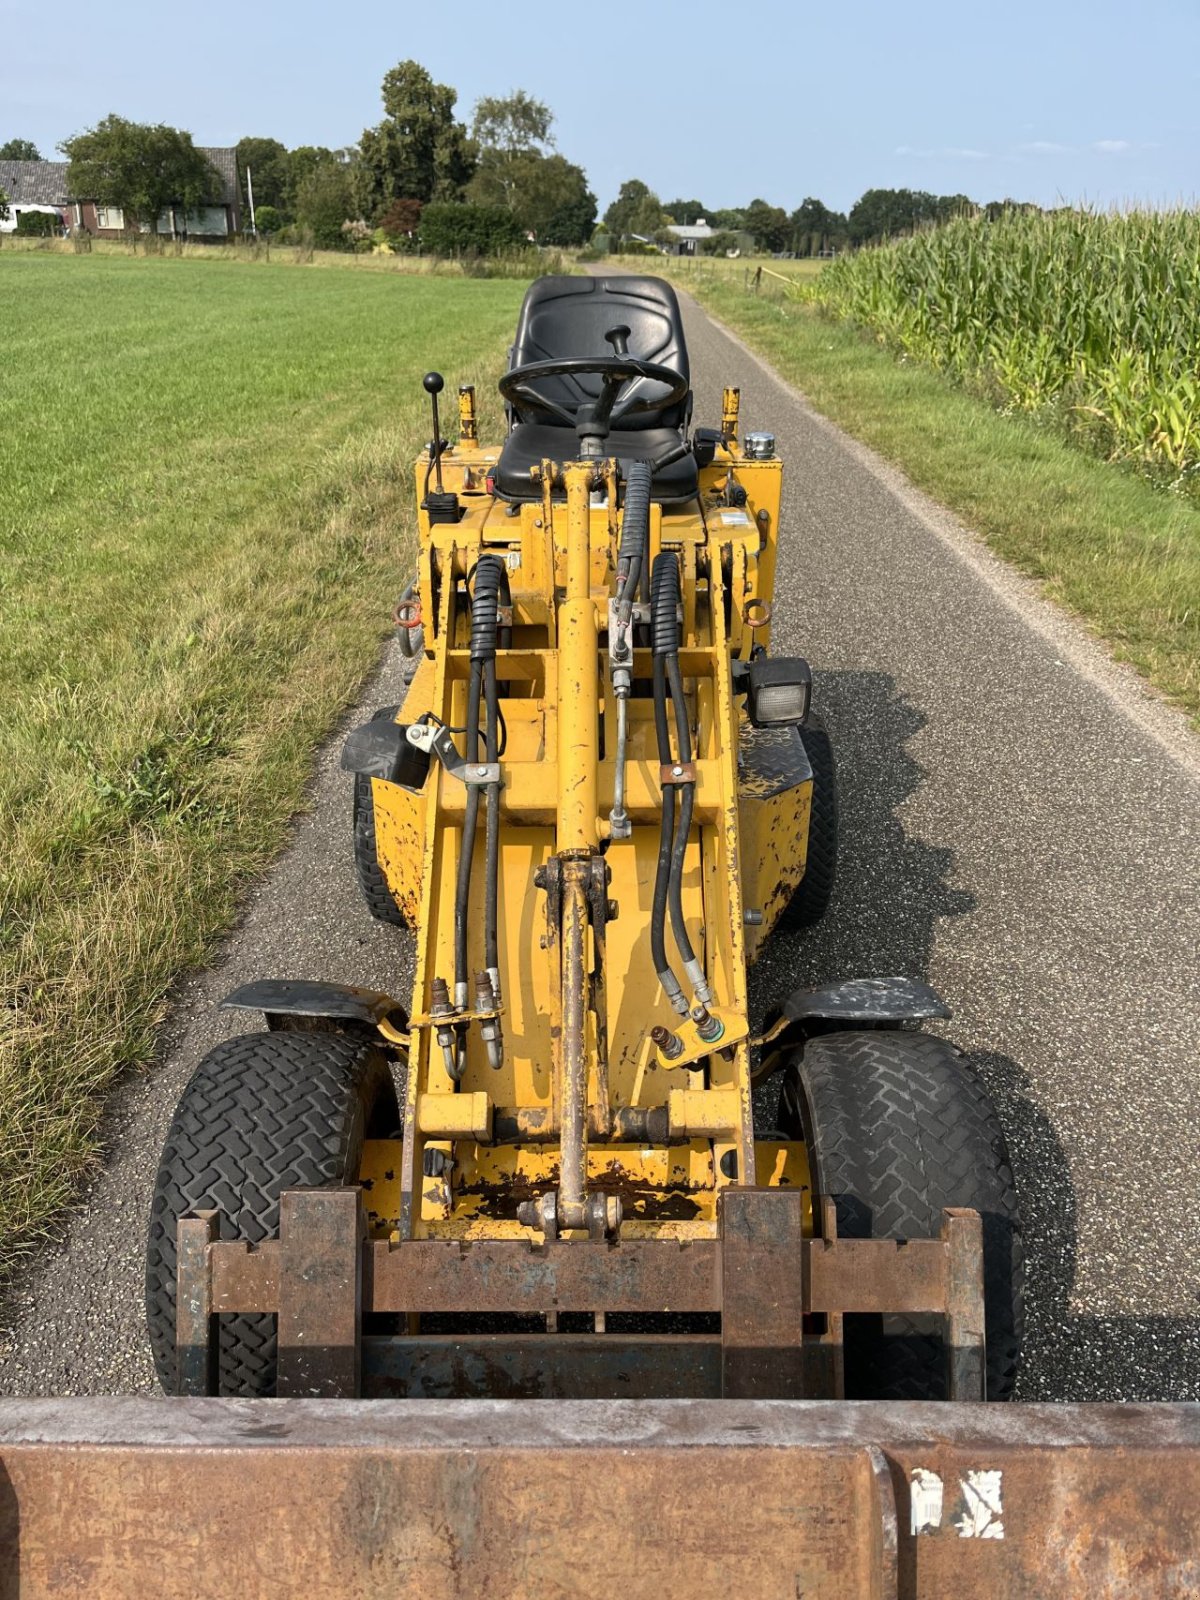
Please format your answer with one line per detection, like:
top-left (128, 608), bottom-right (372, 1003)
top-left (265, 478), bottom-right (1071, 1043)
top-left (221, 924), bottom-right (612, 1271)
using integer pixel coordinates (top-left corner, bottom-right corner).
top-left (3, 276), bottom-right (1197, 1598)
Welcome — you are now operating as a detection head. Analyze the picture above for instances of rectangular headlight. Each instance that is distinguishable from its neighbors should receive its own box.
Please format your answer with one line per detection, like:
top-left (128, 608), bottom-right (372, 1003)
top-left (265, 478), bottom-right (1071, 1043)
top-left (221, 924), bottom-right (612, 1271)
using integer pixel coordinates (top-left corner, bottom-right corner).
top-left (747, 657), bottom-right (812, 728)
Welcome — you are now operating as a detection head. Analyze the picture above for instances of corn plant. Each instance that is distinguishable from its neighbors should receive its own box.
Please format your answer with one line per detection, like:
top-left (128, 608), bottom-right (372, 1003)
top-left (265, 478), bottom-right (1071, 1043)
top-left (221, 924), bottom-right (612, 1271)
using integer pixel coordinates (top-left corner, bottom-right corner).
top-left (793, 209), bottom-right (1200, 489)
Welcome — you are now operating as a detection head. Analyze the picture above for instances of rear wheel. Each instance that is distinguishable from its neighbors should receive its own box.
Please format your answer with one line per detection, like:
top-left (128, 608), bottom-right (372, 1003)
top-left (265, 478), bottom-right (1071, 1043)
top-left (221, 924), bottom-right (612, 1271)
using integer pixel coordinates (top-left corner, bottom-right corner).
top-left (780, 1029), bottom-right (1022, 1399)
top-left (146, 1029), bottom-right (398, 1396)
top-left (353, 705), bottom-right (408, 927)
top-left (777, 714), bottom-right (837, 930)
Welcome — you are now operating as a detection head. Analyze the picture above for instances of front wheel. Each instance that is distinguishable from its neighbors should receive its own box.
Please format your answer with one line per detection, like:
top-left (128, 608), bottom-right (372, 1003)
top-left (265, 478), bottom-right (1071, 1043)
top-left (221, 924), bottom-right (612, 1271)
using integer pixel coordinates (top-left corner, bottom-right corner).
top-left (780, 1028), bottom-right (1023, 1399)
top-left (145, 1029), bottom-right (398, 1396)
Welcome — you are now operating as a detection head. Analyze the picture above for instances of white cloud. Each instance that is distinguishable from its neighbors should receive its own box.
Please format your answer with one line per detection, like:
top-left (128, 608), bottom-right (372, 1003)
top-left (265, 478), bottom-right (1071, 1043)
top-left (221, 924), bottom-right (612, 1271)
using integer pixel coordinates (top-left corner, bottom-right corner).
top-left (1094, 139), bottom-right (1131, 153)
top-left (895, 144), bottom-right (990, 160)
top-left (1020, 140), bottom-right (1072, 155)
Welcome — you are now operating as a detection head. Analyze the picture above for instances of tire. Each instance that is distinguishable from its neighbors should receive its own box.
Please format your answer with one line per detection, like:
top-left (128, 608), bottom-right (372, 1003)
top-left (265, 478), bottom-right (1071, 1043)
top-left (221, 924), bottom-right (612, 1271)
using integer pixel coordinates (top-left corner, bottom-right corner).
top-left (146, 1030), bottom-right (398, 1396)
top-left (353, 705), bottom-right (408, 927)
top-left (779, 1029), bottom-right (1023, 1399)
top-left (777, 714), bottom-right (837, 930)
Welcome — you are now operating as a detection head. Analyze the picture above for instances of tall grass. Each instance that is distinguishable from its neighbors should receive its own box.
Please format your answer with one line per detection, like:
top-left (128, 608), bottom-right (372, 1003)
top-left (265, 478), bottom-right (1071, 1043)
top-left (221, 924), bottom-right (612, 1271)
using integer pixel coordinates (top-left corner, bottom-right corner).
top-left (0, 253), bottom-right (523, 1281)
top-left (798, 209), bottom-right (1200, 492)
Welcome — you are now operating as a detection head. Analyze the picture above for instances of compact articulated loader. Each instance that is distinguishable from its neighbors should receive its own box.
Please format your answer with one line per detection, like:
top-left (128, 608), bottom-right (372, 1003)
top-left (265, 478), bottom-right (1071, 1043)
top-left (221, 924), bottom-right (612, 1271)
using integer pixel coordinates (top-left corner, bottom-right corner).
top-left (3, 277), bottom-right (1196, 1599)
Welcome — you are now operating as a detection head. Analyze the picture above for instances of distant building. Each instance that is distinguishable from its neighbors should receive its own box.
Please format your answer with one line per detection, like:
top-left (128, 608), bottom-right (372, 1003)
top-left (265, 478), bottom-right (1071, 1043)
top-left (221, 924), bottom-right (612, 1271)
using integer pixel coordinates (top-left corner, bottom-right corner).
top-left (664, 220), bottom-right (716, 256)
top-left (0, 159), bottom-right (70, 232)
top-left (0, 150), bottom-right (241, 238)
top-left (662, 219), bottom-right (753, 257)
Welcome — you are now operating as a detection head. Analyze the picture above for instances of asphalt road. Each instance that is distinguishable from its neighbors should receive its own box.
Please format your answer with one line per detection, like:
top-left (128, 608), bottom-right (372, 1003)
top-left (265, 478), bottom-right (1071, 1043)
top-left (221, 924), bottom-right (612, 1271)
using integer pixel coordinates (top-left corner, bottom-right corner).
top-left (3, 284), bottom-right (1198, 1401)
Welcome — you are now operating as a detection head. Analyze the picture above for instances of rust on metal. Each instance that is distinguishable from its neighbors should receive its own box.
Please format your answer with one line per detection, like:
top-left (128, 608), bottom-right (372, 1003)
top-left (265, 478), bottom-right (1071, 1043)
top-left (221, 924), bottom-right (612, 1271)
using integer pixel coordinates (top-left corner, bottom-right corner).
top-left (177, 1189), bottom-right (993, 1401)
top-left (275, 1188), bottom-right (362, 1398)
top-left (5, 1398), bottom-right (1200, 1599)
top-left (720, 1187), bottom-right (807, 1398)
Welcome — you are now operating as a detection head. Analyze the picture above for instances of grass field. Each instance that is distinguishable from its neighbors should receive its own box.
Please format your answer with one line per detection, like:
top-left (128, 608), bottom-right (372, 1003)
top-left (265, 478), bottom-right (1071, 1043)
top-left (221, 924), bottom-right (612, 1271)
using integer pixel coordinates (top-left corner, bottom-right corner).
top-left (0, 252), bottom-right (524, 1280)
top-left (658, 259), bottom-right (1200, 722)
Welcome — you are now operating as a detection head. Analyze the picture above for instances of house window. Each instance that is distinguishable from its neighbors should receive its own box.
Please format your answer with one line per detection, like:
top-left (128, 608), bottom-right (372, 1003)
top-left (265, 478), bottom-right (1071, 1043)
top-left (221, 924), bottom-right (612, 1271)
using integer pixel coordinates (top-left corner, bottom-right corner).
top-left (96, 206), bottom-right (124, 230)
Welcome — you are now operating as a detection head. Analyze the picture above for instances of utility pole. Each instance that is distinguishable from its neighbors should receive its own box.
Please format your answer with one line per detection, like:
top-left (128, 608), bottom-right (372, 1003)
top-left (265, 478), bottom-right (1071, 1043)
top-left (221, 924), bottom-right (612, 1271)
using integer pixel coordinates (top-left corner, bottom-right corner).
top-left (246, 166), bottom-right (257, 236)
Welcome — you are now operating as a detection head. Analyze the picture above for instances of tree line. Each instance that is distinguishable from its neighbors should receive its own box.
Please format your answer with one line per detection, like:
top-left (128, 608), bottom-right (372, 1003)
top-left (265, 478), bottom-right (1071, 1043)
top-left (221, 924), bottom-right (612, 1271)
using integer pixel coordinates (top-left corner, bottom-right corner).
top-left (0, 63), bottom-right (596, 253)
top-left (603, 181), bottom-right (1039, 256)
top-left (3, 90), bottom-right (1038, 256)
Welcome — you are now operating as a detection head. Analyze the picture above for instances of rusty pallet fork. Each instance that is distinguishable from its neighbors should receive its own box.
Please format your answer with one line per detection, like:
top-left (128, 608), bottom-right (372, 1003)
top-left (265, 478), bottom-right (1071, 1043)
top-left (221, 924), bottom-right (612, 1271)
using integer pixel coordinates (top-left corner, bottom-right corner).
top-left (6, 276), bottom-right (1197, 1599)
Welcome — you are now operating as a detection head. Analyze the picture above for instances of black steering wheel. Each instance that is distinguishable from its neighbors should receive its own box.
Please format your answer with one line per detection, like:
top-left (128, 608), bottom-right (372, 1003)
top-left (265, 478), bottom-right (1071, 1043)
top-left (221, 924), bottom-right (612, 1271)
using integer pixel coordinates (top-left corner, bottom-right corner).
top-left (498, 325), bottom-right (689, 444)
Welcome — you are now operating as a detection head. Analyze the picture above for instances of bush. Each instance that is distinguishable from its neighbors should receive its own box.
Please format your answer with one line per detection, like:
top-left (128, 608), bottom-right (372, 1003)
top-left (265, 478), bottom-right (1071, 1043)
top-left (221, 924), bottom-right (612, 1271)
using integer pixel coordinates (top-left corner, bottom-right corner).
top-left (379, 198), bottom-right (422, 249)
top-left (254, 204), bottom-right (282, 234)
top-left (15, 210), bottom-right (60, 237)
top-left (421, 203), bottom-right (524, 257)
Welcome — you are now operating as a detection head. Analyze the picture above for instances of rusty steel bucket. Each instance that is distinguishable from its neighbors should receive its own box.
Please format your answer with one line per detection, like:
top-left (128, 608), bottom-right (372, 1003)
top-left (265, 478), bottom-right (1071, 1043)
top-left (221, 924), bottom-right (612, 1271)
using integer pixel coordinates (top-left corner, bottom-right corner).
top-left (2, 1397), bottom-right (1198, 1598)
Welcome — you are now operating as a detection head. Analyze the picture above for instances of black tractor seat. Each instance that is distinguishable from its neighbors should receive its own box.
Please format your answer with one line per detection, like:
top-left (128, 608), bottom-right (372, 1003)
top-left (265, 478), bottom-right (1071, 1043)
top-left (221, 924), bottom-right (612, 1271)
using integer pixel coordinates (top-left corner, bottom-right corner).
top-left (492, 423), bottom-right (699, 502)
top-left (493, 275), bottom-right (699, 504)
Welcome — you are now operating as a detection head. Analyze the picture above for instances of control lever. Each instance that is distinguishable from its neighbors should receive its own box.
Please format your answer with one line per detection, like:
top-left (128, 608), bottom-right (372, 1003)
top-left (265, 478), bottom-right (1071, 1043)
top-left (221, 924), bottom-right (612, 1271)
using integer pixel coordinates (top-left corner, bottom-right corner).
top-left (422, 371), bottom-right (462, 524)
top-left (604, 324), bottom-right (632, 357)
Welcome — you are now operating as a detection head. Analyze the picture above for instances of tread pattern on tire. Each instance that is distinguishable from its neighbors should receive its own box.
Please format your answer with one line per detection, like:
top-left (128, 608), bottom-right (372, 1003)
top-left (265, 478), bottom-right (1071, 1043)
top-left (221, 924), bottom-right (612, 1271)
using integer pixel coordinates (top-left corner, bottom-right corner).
top-left (779, 714), bottom-right (837, 930)
top-left (353, 705), bottom-right (408, 927)
top-left (780, 1029), bottom-right (1023, 1399)
top-left (145, 1030), bottom-right (396, 1396)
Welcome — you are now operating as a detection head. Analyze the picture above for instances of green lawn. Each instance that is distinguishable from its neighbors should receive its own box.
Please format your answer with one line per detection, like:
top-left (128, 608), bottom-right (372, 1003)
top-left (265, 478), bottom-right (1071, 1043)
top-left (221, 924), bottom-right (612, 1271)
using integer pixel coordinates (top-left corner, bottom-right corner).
top-left (667, 266), bottom-right (1200, 723)
top-left (0, 252), bottom-right (524, 1279)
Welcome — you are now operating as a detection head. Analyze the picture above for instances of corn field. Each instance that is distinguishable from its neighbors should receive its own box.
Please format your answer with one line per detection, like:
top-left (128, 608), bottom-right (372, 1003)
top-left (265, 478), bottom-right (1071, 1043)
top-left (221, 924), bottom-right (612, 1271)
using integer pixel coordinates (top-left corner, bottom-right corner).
top-left (796, 209), bottom-right (1200, 490)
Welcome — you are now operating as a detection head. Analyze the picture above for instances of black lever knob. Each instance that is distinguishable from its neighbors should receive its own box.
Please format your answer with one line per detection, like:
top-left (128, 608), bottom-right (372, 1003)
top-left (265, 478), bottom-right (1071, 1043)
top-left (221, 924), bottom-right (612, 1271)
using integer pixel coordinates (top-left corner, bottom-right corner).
top-left (423, 371), bottom-right (444, 394)
top-left (603, 325), bottom-right (631, 357)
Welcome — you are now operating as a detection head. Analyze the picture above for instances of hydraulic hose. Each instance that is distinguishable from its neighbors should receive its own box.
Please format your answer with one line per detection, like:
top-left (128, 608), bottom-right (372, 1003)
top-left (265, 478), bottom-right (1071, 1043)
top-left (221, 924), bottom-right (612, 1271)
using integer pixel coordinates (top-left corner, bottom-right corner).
top-left (454, 557), bottom-right (504, 1026)
top-left (616, 459), bottom-right (653, 615)
top-left (650, 553), bottom-right (687, 1015)
top-left (666, 653), bottom-right (708, 1000)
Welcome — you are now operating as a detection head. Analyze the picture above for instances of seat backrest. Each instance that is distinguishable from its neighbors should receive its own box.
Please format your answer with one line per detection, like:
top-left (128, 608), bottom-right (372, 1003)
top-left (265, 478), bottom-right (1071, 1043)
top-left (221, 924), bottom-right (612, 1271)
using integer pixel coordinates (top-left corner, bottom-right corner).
top-left (507, 275), bottom-right (690, 432)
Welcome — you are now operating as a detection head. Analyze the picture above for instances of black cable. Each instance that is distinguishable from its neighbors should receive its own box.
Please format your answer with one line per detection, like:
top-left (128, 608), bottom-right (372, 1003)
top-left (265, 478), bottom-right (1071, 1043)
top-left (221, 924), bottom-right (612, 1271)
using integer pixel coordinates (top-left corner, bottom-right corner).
top-left (484, 656), bottom-right (499, 976)
top-left (453, 558), bottom-right (505, 996)
top-left (650, 654), bottom-right (676, 995)
top-left (453, 661), bottom-right (483, 996)
top-left (666, 654), bottom-right (698, 970)
top-left (650, 553), bottom-right (684, 1009)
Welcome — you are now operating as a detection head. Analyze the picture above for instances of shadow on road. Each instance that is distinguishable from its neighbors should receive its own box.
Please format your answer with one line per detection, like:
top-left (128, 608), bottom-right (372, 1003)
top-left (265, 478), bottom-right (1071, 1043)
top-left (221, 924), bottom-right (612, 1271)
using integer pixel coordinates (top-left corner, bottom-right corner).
top-left (753, 669), bottom-right (1199, 1402)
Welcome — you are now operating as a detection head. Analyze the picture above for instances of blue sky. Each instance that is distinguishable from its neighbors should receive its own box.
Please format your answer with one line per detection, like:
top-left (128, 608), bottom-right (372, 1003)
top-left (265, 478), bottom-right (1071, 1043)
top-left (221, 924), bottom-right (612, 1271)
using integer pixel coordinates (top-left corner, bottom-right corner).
top-left (4, 0), bottom-right (1196, 214)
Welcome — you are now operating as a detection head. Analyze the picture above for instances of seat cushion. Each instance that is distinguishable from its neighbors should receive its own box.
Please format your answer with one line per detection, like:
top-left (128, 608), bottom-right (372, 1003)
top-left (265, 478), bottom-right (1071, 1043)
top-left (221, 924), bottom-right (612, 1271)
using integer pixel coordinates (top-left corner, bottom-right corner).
top-left (493, 423), bottom-right (700, 504)
top-left (507, 275), bottom-right (690, 433)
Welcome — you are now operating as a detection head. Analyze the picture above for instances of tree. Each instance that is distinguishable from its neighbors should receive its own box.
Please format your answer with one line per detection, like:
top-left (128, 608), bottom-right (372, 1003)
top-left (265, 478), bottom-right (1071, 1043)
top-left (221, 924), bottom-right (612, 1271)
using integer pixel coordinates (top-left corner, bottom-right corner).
top-left (847, 188), bottom-right (941, 245)
top-left (710, 207), bottom-right (745, 232)
top-left (293, 161), bottom-right (356, 248)
top-left (236, 137), bottom-right (291, 216)
top-left (789, 197), bottom-right (846, 256)
top-left (603, 179), bottom-right (668, 240)
top-left (379, 197), bottom-right (423, 242)
top-left (743, 197), bottom-right (790, 253)
top-left (0, 138), bottom-right (40, 161)
top-left (539, 169), bottom-right (597, 246)
top-left (0, 187), bottom-right (9, 223)
top-left (464, 90), bottom-right (595, 244)
top-left (356, 60), bottom-right (474, 220)
top-left (254, 203), bottom-right (282, 234)
top-left (61, 115), bottom-right (218, 234)
top-left (471, 90), bottom-right (553, 156)
top-left (284, 146), bottom-right (336, 213)
top-left (663, 198), bottom-right (708, 225)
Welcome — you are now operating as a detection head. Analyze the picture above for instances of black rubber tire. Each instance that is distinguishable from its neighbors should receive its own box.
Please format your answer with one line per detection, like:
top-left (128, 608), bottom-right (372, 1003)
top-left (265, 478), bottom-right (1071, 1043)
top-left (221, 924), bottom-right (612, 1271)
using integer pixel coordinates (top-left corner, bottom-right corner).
top-left (779, 1029), bottom-right (1023, 1399)
top-left (777, 714), bottom-right (837, 930)
top-left (146, 1030), bottom-right (398, 1396)
top-left (352, 705), bottom-right (408, 927)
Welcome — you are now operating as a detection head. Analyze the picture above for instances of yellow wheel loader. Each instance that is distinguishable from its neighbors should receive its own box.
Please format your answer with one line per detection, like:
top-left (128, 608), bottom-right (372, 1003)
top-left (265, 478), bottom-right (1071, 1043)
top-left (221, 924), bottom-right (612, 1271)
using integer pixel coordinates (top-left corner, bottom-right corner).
top-left (4, 277), bottom-right (1196, 1599)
